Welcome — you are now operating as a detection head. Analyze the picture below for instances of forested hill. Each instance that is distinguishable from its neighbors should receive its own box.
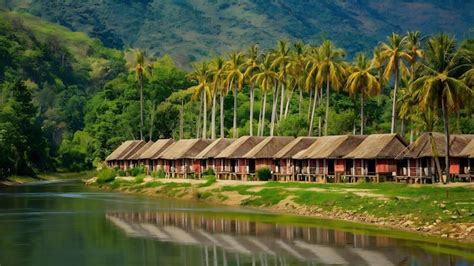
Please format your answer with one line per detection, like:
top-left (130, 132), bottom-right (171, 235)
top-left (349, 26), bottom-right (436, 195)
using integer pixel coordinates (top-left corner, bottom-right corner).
top-left (2, 0), bottom-right (473, 67)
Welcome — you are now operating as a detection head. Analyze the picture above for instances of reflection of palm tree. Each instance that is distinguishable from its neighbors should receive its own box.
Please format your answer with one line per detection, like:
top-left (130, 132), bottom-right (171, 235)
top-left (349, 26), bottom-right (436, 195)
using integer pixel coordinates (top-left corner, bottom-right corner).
top-left (346, 53), bottom-right (381, 135)
top-left (125, 48), bottom-right (153, 140)
top-left (412, 34), bottom-right (473, 183)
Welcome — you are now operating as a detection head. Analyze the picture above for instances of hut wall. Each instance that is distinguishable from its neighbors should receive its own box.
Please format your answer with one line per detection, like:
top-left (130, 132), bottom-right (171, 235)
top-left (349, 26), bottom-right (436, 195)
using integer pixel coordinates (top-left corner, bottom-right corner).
top-left (192, 160), bottom-right (200, 174)
top-left (408, 159), bottom-right (417, 176)
top-left (376, 159), bottom-right (396, 174)
top-left (355, 159), bottom-right (363, 175)
top-left (237, 159), bottom-right (247, 173)
top-left (256, 159), bottom-right (275, 172)
top-left (449, 157), bottom-right (460, 174)
top-left (335, 159), bottom-right (345, 173)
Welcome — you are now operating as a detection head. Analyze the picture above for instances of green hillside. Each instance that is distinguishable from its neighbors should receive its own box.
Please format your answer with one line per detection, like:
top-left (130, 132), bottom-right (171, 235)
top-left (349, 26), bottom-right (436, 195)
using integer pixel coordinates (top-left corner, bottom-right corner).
top-left (2, 0), bottom-right (473, 67)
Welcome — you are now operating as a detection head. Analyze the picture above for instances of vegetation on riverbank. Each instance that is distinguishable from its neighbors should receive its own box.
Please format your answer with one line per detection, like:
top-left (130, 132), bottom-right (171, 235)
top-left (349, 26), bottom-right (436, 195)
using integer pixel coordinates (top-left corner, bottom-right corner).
top-left (91, 175), bottom-right (474, 242)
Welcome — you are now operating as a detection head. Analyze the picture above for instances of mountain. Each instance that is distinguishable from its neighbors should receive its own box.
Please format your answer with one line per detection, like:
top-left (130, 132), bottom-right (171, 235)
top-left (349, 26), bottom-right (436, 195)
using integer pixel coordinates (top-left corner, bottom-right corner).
top-left (1, 0), bottom-right (473, 66)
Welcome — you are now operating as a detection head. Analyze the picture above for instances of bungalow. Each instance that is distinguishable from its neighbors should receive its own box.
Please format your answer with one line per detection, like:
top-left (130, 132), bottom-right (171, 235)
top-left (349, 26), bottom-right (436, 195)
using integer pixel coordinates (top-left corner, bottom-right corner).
top-left (459, 139), bottom-right (474, 181)
top-left (126, 140), bottom-right (154, 169)
top-left (105, 140), bottom-right (136, 169)
top-left (138, 139), bottom-right (175, 174)
top-left (110, 140), bottom-right (146, 170)
top-left (215, 136), bottom-right (265, 180)
top-left (344, 134), bottom-right (408, 182)
top-left (273, 137), bottom-right (318, 181)
top-left (193, 138), bottom-right (235, 178)
top-left (159, 139), bottom-right (213, 178)
top-left (396, 132), bottom-right (474, 183)
top-left (242, 136), bottom-right (294, 180)
top-left (293, 135), bottom-right (366, 182)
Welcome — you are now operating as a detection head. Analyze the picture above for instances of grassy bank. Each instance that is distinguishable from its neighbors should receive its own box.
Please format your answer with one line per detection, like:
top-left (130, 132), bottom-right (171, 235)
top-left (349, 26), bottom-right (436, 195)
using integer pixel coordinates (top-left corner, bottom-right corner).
top-left (3, 170), bottom-right (96, 185)
top-left (93, 175), bottom-right (474, 242)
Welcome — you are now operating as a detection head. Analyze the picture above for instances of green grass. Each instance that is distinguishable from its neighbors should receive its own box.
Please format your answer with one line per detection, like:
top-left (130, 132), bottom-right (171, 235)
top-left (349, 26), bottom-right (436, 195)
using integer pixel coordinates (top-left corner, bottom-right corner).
top-left (198, 176), bottom-right (217, 188)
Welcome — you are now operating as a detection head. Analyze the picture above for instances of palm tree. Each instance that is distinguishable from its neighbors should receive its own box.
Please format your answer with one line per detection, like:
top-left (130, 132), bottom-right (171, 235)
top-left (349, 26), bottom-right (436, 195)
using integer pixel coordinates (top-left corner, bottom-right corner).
top-left (189, 62), bottom-right (212, 139)
top-left (243, 44), bottom-right (260, 136)
top-left (224, 52), bottom-right (244, 138)
top-left (125, 48), bottom-right (153, 140)
top-left (411, 34), bottom-right (473, 183)
top-left (371, 47), bottom-right (386, 100)
top-left (345, 53), bottom-right (381, 135)
top-left (315, 40), bottom-right (346, 135)
top-left (380, 33), bottom-right (410, 133)
top-left (252, 54), bottom-right (278, 136)
top-left (305, 46), bottom-right (322, 136)
top-left (406, 31), bottom-right (425, 82)
top-left (287, 41), bottom-right (308, 117)
top-left (271, 40), bottom-right (291, 121)
top-left (209, 57), bottom-right (225, 139)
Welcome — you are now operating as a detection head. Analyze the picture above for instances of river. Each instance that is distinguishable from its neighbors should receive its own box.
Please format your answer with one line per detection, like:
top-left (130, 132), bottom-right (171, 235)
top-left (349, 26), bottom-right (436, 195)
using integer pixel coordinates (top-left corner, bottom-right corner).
top-left (0, 180), bottom-right (472, 265)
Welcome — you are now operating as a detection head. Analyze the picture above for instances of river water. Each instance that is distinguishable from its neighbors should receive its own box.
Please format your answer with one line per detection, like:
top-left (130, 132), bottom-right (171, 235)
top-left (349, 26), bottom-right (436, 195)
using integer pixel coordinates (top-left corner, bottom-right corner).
top-left (0, 180), bottom-right (472, 265)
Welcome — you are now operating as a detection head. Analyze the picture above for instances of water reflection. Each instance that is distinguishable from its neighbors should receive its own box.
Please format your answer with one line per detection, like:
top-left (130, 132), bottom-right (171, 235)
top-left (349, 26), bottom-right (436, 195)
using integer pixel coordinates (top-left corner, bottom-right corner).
top-left (106, 211), bottom-right (468, 266)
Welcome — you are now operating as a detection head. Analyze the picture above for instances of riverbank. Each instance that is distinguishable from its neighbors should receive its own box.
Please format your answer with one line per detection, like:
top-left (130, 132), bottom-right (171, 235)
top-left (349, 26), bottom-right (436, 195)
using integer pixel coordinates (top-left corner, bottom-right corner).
top-left (89, 176), bottom-right (474, 242)
top-left (1, 170), bottom-right (96, 186)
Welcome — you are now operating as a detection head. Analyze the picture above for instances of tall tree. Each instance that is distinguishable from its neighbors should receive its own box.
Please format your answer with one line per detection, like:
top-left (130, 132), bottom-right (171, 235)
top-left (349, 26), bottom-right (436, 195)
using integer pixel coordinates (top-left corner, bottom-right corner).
top-left (224, 52), bottom-right (244, 138)
top-left (243, 45), bottom-right (260, 136)
top-left (189, 62), bottom-right (212, 139)
top-left (125, 49), bottom-right (153, 140)
top-left (412, 34), bottom-right (473, 183)
top-left (380, 33), bottom-right (410, 134)
top-left (315, 40), bottom-right (346, 135)
top-left (345, 53), bottom-right (381, 135)
top-left (271, 40), bottom-right (291, 121)
top-left (210, 57), bottom-right (225, 139)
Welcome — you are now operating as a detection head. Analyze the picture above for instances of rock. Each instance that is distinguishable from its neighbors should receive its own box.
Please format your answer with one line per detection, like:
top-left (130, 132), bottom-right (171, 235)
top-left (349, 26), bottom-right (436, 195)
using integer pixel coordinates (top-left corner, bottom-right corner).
top-left (436, 219), bottom-right (442, 223)
top-left (467, 226), bottom-right (474, 233)
top-left (441, 234), bottom-right (448, 238)
top-left (450, 215), bottom-right (458, 220)
top-left (403, 220), bottom-right (414, 227)
top-left (433, 201), bottom-right (438, 204)
top-left (439, 203), bottom-right (446, 209)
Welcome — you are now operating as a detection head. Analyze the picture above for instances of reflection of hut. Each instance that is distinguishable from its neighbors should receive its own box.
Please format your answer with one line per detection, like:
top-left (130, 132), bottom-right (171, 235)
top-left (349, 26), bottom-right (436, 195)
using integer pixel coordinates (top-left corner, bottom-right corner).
top-left (105, 140), bottom-right (137, 169)
top-left (138, 139), bottom-right (175, 174)
top-left (396, 132), bottom-right (474, 183)
top-left (215, 136), bottom-right (265, 180)
top-left (242, 137), bottom-right (294, 180)
top-left (273, 137), bottom-right (318, 181)
top-left (344, 134), bottom-right (407, 182)
top-left (293, 135), bottom-right (366, 182)
top-left (458, 139), bottom-right (474, 181)
top-left (159, 139), bottom-right (213, 178)
top-left (193, 138), bottom-right (235, 177)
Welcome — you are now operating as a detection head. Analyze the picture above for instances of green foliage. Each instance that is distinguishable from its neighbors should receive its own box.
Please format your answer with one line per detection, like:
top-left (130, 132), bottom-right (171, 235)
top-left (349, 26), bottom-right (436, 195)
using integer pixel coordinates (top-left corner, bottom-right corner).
top-left (127, 166), bottom-right (145, 177)
top-left (198, 175), bottom-right (217, 188)
top-left (256, 167), bottom-right (272, 181)
top-left (96, 167), bottom-right (116, 184)
top-left (202, 168), bottom-right (215, 177)
top-left (134, 175), bottom-right (145, 184)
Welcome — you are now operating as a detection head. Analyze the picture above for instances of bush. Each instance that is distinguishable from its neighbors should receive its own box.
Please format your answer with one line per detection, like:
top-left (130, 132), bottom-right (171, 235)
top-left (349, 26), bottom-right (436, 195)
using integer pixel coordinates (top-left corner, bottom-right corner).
top-left (118, 169), bottom-right (126, 176)
top-left (157, 168), bottom-right (166, 179)
top-left (202, 168), bottom-right (215, 177)
top-left (135, 175), bottom-right (145, 184)
top-left (198, 175), bottom-right (217, 187)
top-left (96, 167), bottom-right (116, 184)
top-left (256, 167), bottom-right (272, 181)
top-left (127, 165), bottom-right (145, 177)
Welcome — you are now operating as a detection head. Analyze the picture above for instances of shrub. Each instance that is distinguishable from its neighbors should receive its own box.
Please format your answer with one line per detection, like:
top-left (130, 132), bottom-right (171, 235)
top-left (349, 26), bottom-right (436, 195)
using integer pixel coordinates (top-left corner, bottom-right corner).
top-left (135, 175), bottom-right (145, 184)
top-left (127, 165), bottom-right (145, 177)
top-left (199, 175), bottom-right (217, 187)
top-left (96, 167), bottom-right (116, 184)
top-left (202, 168), bottom-right (215, 177)
top-left (256, 167), bottom-right (272, 181)
top-left (118, 169), bottom-right (126, 176)
top-left (157, 168), bottom-right (166, 179)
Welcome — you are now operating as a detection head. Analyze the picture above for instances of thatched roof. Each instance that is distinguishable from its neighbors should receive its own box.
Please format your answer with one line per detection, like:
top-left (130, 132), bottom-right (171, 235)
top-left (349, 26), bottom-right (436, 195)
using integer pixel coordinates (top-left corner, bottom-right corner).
top-left (215, 136), bottom-right (265, 159)
top-left (344, 134), bottom-right (407, 159)
top-left (120, 140), bottom-right (147, 160)
top-left (397, 132), bottom-right (474, 159)
top-left (159, 139), bottom-right (214, 160)
top-left (105, 140), bottom-right (136, 161)
top-left (293, 135), bottom-right (366, 159)
top-left (139, 139), bottom-right (175, 160)
top-left (194, 138), bottom-right (236, 159)
top-left (274, 137), bottom-right (319, 159)
top-left (128, 141), bottom-right (154, 160)
top-left (243, 137), bottom-right (294, 159)
top-left (459, 139), bottom-right (474, 158)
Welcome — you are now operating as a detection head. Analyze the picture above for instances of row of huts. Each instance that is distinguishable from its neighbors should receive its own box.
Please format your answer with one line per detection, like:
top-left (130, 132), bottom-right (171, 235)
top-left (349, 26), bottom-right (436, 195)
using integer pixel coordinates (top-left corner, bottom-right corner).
top-left (105, 132), bottom-right (474, 183)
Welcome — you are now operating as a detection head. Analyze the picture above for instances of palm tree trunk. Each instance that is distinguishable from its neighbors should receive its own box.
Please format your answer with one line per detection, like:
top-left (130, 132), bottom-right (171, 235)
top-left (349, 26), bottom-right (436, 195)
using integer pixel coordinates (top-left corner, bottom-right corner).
top-left (441, 97), bottom-right (450, 184)
top-left (298, 87), bottom-right (303, 115)
top-left (179, 99), bottom-right (184, 139)
top-left (233, 85), bottom-right (238, 138)
top-left (261, 91), bottom-right (267, 136)
top-left (139, 78), bottom-right (144, 140)
top-left (202, 90), bottom-right (207, 139)
top-left (279, 82), bottom-right (285, 121)
top-left (318, 117), bottom-right (322, 137)
top-left (149, 102), bottom-right (156, 140)
top-left (284, 84), bottom-right (295, 117)
top-left (410, 128), bottom-right (414, 144)
top-left (220, 93), bottom-right (225, 138)
top-left (270, 83), bottom-right (280, 136)
top-left (390, 69), bottom-right (399, 134)
top-left (308, 88), bottom-right (318, 136)
top-left (324, 77), bottom-right (330, 136)
top-left (307, 89), bottom-right (313, 121)
top-left (196, 98), bottom-right (202, 138)
top-left (249, 85), bottom-right (254, 136)
top-left (211, 92), bottom-right (216, 139)
top-left (429, 133), bottom-right (443, 183)
top-left (360, 93), bottom-right (364, 135)
top-left (257, 96), bottom-right (263, 136)
top-left (400, 118), bottom-right (405, 136)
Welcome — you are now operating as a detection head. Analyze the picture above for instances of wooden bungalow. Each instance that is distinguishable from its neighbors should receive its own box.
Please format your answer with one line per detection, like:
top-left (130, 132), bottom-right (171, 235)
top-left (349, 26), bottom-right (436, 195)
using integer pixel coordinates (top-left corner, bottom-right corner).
top-left (105, 140), bottom-right (136, 168)
top-left (126, 140), bottom-right (154, 169)
top-left (193, 138), bottom-right (235, 178)
top-left (159, 139), bottom-right (213, 178)
top-left (138, 139), bottom-right (175, 174)
top-left (396, 132), bottom-right (474, 183)
top-left (107, 140), bottom-right (146, 170)
top-left (273, 137), bottom-right (318, 181)
top-left (292, 135), bottom-right (366, 182)
top-left (214, 136), bottom-right (265, 180)
top-left (344, 134), bottom-right (408, 182)
top-left (458, 139), bottom-right (474, 181)
top-left (242, 137), bottom-right (295, 180)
